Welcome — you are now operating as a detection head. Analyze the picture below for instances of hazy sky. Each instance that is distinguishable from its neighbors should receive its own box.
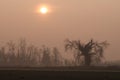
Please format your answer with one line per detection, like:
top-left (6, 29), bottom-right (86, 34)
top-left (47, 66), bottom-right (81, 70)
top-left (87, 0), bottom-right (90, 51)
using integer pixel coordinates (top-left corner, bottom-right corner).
top-left (0, 0), bottom-right (120, 61)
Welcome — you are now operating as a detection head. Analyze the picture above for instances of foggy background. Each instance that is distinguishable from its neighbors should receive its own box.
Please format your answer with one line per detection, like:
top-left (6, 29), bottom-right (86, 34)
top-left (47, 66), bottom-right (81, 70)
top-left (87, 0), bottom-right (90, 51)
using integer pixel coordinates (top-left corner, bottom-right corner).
top-left (0, 0), bottom-right (120, 61)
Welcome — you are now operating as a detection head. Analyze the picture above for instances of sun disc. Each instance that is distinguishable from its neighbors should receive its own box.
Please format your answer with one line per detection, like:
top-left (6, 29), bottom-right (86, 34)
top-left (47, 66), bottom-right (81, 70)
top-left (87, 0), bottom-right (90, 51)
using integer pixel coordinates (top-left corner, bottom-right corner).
top-left (40, 7), bottom-right (48, 14)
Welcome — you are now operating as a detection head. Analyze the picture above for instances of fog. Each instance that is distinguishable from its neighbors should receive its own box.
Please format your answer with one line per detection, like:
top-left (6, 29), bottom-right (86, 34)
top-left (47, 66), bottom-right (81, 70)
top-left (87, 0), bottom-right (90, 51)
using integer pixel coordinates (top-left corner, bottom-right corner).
top-left (0, 0), bottom-right (120, 61)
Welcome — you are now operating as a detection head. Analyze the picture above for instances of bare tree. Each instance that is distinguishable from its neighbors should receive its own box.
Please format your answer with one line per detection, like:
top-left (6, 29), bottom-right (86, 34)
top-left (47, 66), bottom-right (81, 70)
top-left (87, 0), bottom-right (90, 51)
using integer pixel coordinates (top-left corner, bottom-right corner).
top-left (6, 41), bottom-right (16, 65)
top-left (17, 39), bottom-right (27, 65)
top-left (41, 46), bottom-right (51, 66)
top-left (0, 47), bottom-right (7, 65)
top-left (52, 47), bottom-right (62, 66)
top-left (26, 44), bottom-right (38, 65)
top-left (65, 39), bottom-right (109, 66)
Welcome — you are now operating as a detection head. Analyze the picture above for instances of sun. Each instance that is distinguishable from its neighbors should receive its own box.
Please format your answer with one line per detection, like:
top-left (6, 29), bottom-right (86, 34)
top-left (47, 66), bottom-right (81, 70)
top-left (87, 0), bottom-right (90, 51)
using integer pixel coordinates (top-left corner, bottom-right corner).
top-left (40, 7), bottom-right (48, 14)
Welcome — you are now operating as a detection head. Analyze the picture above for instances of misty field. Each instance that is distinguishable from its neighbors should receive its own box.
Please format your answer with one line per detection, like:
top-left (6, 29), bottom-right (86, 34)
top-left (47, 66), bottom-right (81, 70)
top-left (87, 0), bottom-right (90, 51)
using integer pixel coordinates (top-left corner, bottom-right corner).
top-left (0, 39), bottom-right (119, 80)
top-left (0, 0), bottom-right (120, 79)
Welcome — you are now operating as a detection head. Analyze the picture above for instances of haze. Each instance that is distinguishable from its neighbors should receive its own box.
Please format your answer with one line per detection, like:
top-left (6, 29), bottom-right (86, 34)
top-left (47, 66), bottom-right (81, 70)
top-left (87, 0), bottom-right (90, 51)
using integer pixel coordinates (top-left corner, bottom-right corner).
top-left (0, 0), bottom-right (120, 61)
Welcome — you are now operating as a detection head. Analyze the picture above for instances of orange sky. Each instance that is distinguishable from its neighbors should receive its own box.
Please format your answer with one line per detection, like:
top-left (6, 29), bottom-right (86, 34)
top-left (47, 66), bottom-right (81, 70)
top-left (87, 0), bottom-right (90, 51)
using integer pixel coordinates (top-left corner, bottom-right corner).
top-left (0, 0), bottom-right (120, 61)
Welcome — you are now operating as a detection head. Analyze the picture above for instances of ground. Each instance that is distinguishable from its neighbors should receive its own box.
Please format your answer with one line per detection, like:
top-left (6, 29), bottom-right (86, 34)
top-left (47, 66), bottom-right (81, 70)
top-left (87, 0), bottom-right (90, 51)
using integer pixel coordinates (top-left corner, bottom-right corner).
top-left (0, 67), bottom-right (120, 80)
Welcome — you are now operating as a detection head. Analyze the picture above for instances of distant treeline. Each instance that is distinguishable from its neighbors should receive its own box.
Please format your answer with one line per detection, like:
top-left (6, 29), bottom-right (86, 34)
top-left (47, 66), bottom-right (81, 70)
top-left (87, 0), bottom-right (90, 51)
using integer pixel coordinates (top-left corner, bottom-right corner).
top-left (0, 39), bottom-right (110, 67)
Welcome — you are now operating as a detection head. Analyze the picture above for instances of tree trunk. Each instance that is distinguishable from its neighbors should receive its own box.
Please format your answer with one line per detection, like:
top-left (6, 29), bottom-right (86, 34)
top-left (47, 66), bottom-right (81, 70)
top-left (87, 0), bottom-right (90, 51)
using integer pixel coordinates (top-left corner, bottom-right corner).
top-left (84, 54), bottom-right (91, 66)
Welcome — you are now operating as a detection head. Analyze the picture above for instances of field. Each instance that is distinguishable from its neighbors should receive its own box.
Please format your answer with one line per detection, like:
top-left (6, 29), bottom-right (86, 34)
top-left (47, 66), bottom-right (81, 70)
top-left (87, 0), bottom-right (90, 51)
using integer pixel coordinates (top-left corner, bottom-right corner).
top-left (0, 67), bottom-right (120, 80)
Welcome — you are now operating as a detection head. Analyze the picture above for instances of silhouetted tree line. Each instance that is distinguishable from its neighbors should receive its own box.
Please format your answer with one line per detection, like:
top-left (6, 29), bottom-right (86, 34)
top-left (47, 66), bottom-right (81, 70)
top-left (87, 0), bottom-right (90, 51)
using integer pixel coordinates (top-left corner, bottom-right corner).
top-left (0, 39), bottom-right (109, 67)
